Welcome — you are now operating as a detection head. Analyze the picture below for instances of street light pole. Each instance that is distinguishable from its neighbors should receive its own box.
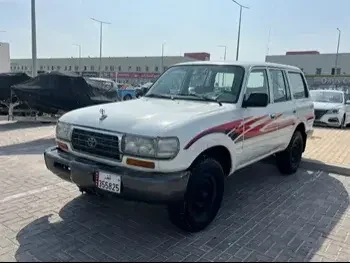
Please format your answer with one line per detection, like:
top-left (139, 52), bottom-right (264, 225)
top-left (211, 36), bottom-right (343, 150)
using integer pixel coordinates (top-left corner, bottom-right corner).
top-left (73, 44), bottom-right (82, 75)
top-left (218, 45), bottom-right (227, 86)
top-left (90, 17), bottom-right (111, 77)
top-left (218, 45), bottom-right (227, 60)
top-left (335, 28), bottom-right (341, 76)
top-left (266, 27), bottom-right (272, 58)
top-left (31, 0), bottom-right (37, 77)
top-left (231, 0), bottom-right (249, 61)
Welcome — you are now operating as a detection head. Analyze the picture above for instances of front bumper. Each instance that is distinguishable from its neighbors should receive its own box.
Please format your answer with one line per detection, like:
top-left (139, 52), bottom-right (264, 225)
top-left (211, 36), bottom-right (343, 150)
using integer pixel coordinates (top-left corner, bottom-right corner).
top-left (44, 147), bottom-right (190, 204)
top-left (314, 113), bottom-right (342, 127)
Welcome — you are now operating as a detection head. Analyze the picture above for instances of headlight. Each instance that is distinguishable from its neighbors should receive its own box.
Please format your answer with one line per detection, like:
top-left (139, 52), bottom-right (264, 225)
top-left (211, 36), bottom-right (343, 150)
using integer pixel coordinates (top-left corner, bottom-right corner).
top-left (56, 122), bottom-right (71, 141)
top-left (327, 109), bottom-right (340, 114)
top-left (122, 135), bottom-right (179, 159)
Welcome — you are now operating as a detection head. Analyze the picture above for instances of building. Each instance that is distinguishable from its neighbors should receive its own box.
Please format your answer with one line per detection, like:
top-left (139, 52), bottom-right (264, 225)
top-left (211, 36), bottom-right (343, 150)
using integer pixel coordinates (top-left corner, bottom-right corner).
top-left (0, 42), bottom-right (10, 73)
top-left (266, 51), bottom-right (350, 97)
top-left (10, 52), bottom-right (211, 85)
top-left (266, 51), bottom-right (350, 76)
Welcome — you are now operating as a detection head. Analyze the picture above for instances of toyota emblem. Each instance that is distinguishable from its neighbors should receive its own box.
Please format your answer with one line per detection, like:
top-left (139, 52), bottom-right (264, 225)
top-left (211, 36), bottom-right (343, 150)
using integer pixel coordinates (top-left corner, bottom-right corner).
top-left (87, 137), bottom-right (97, 148)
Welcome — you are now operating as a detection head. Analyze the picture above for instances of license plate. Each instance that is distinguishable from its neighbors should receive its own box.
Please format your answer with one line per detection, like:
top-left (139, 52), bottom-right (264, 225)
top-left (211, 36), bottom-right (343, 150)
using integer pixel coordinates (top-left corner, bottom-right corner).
top-left (96, 171), bottom-right (121, 194)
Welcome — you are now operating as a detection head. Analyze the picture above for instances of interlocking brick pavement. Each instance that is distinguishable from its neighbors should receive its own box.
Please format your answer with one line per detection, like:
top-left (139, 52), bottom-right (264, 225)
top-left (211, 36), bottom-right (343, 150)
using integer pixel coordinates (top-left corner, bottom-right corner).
top-left (1, 121), bottom-right (350, 262)
top-left (304, 127), bottom-right (350, 167)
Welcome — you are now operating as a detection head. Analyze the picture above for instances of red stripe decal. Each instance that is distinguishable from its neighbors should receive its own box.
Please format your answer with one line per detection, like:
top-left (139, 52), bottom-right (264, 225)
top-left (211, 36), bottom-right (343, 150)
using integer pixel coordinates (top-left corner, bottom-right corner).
top-left (184, 114), bottom-right (287, 149)
top-left (279, 119), bottom-right (296, 130)
top-left (242, 114), bottom-right (284, 139)
top-left (244, 119), bottom-right (276, 138)
top-left (234, 115), bottom-right (269, 135)
top-left (183, 119), bottom-right (243, 150)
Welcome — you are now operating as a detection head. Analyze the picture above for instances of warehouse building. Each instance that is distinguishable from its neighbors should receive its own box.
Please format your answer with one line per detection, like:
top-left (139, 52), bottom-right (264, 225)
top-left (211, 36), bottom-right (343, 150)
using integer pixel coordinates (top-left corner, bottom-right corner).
top-left (266, 51), bottom-right (350, 76)
top-left (266, 51), bottom-right (350, 97)
top-left (10, 52), bottom-right (210, 85)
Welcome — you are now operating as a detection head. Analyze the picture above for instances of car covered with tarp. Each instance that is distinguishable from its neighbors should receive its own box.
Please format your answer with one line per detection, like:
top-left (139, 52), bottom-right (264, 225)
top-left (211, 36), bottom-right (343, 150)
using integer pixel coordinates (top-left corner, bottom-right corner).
top-left (0, 72), bottom-right (32, 114)
top-left (0, 72), bottom-right (32, 102)
top-left (11, 71), bottom-right (120, 114)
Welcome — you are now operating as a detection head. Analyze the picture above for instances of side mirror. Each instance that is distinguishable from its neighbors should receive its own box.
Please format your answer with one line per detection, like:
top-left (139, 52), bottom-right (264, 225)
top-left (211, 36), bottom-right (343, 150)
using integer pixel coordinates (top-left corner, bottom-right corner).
top-left (242, 93), bottom-right (269, 108)
top-left (346, 100), bottom-right (350, 105)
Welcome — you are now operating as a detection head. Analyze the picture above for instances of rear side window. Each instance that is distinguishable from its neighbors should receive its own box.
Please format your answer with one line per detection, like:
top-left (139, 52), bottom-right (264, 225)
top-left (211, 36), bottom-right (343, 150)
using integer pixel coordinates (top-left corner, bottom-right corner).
top-left (288, 72), bottom-right (309, 99)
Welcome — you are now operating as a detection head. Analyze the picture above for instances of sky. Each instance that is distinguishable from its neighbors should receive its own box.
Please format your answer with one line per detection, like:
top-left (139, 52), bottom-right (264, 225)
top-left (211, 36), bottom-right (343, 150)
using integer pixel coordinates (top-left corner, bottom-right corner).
top-left (0, 0), bottom-right (349, 61)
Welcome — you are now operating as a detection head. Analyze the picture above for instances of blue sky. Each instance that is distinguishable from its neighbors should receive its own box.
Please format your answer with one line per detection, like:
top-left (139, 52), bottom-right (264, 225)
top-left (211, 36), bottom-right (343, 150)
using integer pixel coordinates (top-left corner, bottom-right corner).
top-left (0, 0), bottom-right (349, 61)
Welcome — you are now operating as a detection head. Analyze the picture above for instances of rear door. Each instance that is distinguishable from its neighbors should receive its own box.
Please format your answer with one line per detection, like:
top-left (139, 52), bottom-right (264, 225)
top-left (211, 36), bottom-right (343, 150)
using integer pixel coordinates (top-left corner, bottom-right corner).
top-left (286, 71), bottom-right (314, 137)
top-left (267, 67), bottom-right (297, 148)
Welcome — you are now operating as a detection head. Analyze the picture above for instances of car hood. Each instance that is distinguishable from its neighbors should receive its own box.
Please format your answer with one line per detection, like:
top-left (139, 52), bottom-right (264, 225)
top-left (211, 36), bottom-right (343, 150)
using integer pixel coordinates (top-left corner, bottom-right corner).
top-left (59, 97), bottom-right (228, 136)
top-left (313, 101), bottom-right (343, 110)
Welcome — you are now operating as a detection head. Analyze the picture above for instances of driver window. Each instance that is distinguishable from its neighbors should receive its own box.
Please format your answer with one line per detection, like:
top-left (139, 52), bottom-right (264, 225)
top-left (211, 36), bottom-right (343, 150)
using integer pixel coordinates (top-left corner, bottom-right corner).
top-left (246, 69), bottom-right (269, 102)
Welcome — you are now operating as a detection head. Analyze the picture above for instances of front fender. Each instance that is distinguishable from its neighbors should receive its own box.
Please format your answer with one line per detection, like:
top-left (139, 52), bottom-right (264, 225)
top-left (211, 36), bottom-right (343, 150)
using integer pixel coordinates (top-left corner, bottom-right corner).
top-left (158, 133), bottom-right (238, 173)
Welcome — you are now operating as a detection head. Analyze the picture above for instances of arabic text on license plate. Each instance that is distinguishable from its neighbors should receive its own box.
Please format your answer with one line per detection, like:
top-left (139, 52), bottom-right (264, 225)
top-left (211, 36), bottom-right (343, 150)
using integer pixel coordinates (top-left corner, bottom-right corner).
top-left (97, 171), bottom-right (121, 194)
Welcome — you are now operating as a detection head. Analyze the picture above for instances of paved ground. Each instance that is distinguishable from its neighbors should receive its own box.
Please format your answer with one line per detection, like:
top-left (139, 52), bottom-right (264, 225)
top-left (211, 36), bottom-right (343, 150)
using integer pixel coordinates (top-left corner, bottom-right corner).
top-left (304, 127), bottom-right (350, 167)
top-left (1, 121), bottom-right (350, 262)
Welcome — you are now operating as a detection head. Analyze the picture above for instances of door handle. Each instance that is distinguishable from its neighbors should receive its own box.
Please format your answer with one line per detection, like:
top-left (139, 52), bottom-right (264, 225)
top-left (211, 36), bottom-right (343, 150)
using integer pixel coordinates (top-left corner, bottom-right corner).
top-left (270, 113), bottom-right (276, 119)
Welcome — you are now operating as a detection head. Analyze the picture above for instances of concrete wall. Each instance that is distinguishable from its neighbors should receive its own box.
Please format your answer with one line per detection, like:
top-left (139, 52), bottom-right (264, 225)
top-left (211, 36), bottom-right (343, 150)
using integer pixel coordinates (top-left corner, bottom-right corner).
top-left (0, 42), bottom-right (10, 73)
top-left (266, 53), bottom-right (350, 76)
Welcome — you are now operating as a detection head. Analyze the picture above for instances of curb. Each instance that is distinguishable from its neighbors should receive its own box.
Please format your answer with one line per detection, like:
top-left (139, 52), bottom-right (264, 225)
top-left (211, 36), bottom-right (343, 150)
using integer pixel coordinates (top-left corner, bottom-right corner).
top-left (301, 158), bottom-right (350, 176)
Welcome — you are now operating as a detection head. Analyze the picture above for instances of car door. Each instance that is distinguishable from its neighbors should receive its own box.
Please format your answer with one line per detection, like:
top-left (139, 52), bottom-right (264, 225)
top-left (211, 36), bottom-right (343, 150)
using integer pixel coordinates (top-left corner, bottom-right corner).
top-left (238, 67), bottom-right (281, 166)
top-left (286, 71), bottom-right (313, 136)
top-left (267, 67), bottom-right (296, 148)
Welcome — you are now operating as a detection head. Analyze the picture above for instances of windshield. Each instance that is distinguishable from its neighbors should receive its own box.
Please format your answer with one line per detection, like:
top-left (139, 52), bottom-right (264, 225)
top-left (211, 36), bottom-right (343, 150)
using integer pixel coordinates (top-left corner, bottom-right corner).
top-left (310, 90), bottom-right (344, 103)
top-left (145, 65), bottom-right (245, 103)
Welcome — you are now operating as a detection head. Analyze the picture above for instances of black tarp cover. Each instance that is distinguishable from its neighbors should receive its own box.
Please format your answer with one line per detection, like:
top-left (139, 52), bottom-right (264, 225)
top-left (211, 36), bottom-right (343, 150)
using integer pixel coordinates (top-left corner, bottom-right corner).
top-left (0, 72), bottom-right (32, 101)
top-left (11, 71), bottom-right (119, 114)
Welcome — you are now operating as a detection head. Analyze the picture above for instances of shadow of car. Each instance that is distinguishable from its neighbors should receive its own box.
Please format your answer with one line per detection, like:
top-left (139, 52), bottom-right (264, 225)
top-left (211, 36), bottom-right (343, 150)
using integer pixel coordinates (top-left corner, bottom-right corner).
top-left (14, 162), bottom-right (349, 262)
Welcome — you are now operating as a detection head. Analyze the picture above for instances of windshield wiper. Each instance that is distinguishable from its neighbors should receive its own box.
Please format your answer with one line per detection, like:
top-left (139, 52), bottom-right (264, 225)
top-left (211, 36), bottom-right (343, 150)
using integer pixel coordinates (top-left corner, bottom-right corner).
top-left (145, 93), bottom-right (174, 100)
top-left (185, 93), bottom-right (222, 106)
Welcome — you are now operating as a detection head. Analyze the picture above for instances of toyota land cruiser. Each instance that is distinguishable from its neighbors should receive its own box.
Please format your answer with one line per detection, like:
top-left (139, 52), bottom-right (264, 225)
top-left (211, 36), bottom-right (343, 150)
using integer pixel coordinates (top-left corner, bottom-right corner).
top-left (44, 61), bottom-right (314, 232)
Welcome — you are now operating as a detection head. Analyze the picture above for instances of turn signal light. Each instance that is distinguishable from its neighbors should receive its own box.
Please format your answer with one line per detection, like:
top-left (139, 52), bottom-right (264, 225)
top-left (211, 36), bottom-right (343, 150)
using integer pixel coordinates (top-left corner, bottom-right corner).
top-left (126, 158), bottom-right (155, 169)
top-left (56, 141), bottom-right (68, 152)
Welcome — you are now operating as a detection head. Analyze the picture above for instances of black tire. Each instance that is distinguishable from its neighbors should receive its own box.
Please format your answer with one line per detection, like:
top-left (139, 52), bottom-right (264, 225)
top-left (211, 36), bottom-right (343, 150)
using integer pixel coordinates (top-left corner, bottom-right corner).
top-left (123, 94), bottom-right (132, 101)
top-left (168, 158), bottom-right (225, 232)
top-left (276, 130), bottom-right (304, 175)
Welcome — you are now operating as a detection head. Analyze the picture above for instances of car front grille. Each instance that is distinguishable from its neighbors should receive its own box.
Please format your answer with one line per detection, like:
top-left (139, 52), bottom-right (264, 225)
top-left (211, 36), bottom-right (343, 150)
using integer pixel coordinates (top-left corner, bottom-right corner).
top-left (314, 109), bottom-right (328, 120)
top-left (71, 128), bottom-right (121, 161)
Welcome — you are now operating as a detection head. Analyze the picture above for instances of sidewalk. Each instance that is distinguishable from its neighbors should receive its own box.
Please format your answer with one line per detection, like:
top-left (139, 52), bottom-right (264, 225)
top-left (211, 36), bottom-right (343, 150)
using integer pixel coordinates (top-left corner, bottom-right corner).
top-left (302, 127), bottom-right (350, 175)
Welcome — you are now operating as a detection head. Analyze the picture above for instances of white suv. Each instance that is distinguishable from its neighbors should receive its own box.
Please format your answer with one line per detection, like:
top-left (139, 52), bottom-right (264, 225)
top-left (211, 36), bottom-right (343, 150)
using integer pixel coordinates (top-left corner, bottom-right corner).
top-left (310, 89), bottom-right (350, 128)
top-left (44, 61), bottom-right (314, 232)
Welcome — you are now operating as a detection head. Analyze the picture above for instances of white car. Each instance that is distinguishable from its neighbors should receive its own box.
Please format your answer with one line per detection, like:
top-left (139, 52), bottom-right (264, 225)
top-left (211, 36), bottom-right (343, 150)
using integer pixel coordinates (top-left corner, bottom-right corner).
top-left (310, 89), bottom-right (350, 128)
top-left (44, 61), bottom-right (314, 232)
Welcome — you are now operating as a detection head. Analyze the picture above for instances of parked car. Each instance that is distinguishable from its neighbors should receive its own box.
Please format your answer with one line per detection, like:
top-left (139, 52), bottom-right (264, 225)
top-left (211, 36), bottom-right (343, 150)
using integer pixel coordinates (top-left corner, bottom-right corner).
top-left (310, 89), bottom-right (350, 128)
top-left (88, 78), bottom-right (137, 101)
top-left (135, 82), bottom-right (153, 98)
top-left (44, 61), bottom-right (314, 232)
